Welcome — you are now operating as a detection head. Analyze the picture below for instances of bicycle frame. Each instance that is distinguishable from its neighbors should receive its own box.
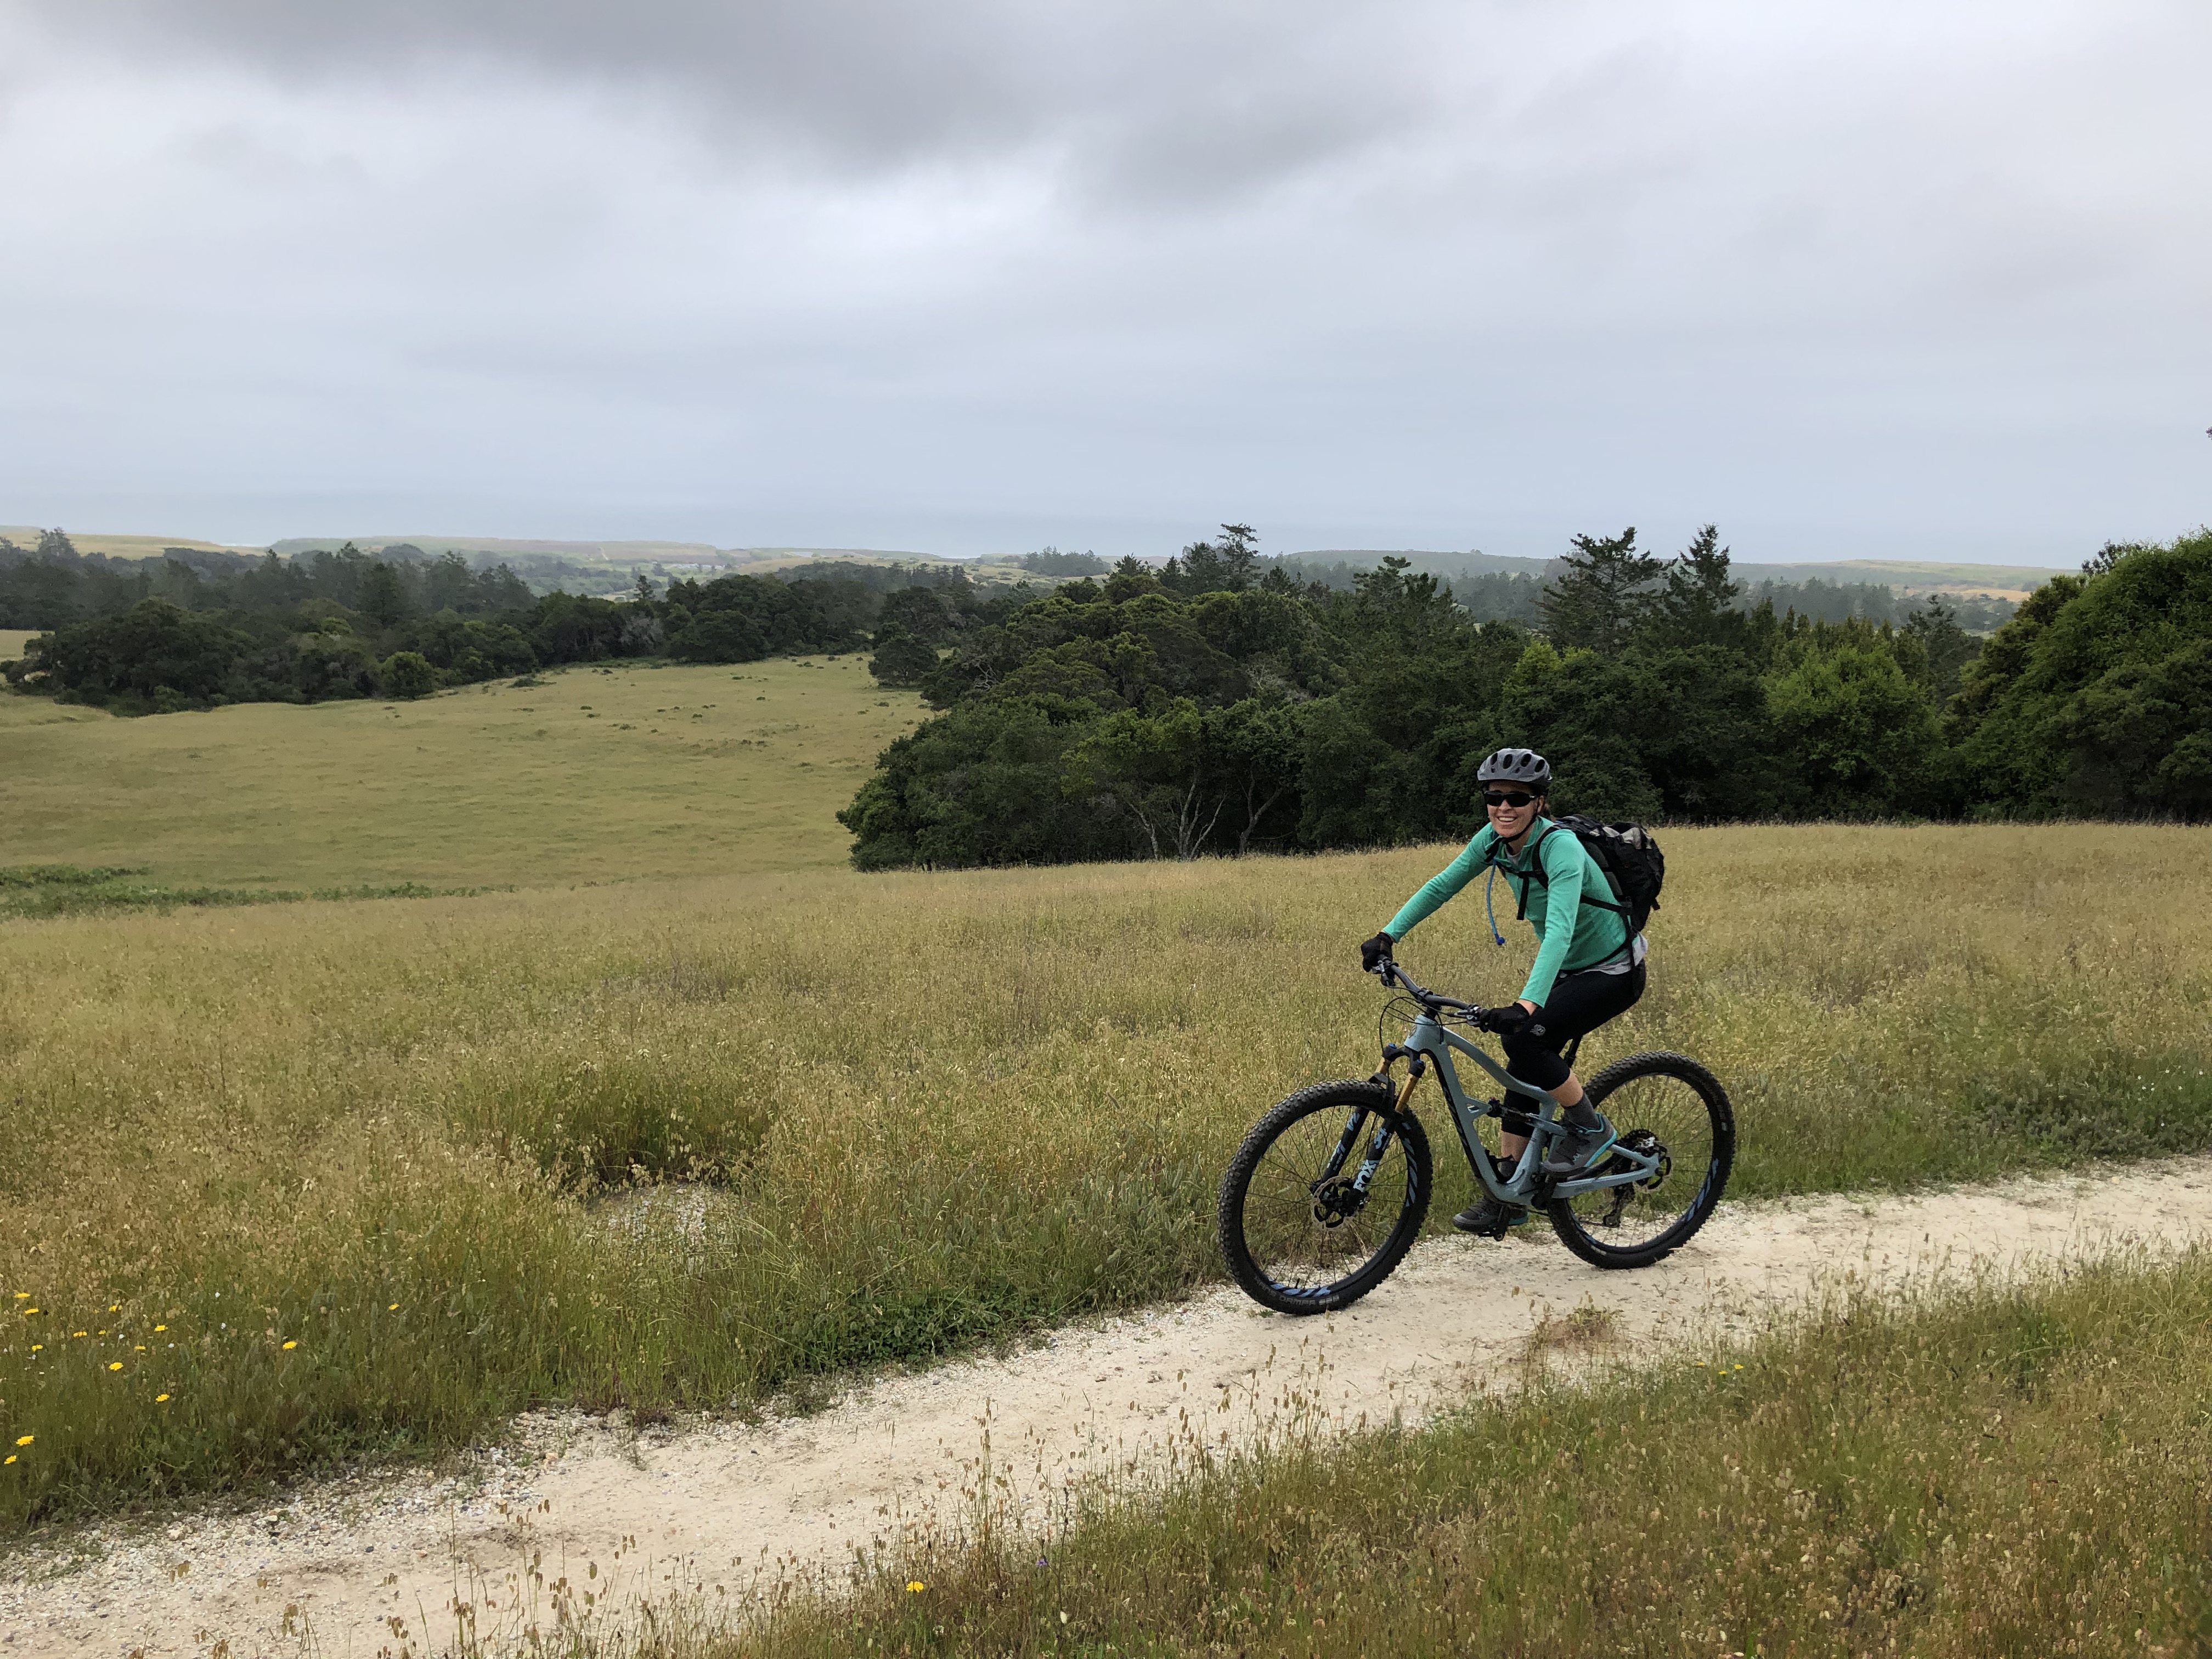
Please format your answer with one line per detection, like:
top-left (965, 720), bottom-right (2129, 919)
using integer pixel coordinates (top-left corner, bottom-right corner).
top-left (1305, 962), bottom-right (1662, 1220)
top-left (1393, 1005), bottom-right (1658, 1206)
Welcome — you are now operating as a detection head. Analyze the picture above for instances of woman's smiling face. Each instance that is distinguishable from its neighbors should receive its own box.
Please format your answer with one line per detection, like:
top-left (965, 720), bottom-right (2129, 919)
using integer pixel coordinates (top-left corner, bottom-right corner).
top-left (1487, 789), bottom-right (1542, 840)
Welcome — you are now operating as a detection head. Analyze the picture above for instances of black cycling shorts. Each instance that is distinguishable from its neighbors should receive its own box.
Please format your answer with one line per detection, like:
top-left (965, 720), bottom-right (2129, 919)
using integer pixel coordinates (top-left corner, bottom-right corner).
top-left (1501, 960), bottom-right (1646, 1098)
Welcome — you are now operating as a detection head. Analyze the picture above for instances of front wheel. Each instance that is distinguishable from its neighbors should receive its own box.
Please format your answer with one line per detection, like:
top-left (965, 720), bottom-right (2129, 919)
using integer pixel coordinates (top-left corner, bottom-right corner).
top-left (1548, 1051), bottom-right (1734, 1269)
top-left (1217, 1080), bottom-right (1432, 1315)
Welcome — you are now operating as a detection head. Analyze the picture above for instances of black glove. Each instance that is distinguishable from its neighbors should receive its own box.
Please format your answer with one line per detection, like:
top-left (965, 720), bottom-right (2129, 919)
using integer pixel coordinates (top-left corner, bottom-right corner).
top-left (1482, 1002), bottom-right (1537, 1037)
top-left (1359, 931), bottom-right (1395, 972)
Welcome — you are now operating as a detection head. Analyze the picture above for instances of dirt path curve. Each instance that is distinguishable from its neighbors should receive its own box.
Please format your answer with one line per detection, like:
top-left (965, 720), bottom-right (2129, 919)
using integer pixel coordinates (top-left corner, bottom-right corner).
top-left (8, 1158), bottom-right (2212, 1657)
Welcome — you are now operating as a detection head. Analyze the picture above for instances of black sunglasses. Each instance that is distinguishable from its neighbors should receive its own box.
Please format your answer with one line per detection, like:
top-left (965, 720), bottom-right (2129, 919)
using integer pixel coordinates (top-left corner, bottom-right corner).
top-left (1483, 789), bottom-right (1539, 809)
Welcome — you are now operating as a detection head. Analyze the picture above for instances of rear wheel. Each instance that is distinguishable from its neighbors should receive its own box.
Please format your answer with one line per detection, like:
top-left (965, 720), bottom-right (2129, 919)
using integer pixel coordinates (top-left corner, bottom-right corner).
top-left (1547, 1052), bottom-right (1733, 1269)
top-left (1217, 1080), bottom-right (1432, 1314)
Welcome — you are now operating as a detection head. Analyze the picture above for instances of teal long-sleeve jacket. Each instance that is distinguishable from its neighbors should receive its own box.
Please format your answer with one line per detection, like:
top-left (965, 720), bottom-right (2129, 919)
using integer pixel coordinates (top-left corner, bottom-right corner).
top-left (1384, 820), bottom-right (1635, 1007)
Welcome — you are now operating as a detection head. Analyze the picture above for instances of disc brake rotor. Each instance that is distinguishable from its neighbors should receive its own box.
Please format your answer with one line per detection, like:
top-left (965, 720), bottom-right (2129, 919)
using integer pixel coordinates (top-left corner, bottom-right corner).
top-left (1309, 1174), bottom-right (1367, 1228)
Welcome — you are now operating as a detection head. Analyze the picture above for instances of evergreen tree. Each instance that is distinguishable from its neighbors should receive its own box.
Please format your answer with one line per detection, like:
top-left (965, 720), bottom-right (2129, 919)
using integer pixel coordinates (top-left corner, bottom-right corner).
top-left (1164, 524), bottom-right (1260, 595)
top-left (1653, 524), bottom-right (1740, 646)
top-left (1539, 527), bottom-right (1662, 652)
top-left (357, 561), bottom-right (410, 629)
top-left (1899, 600), bottom-right (1979, 703)
top-left (1215, 523), bottom-right (1260, 590)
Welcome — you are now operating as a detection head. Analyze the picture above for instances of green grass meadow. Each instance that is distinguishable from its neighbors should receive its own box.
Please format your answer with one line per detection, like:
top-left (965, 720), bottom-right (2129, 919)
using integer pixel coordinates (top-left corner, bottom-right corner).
top-left (0, 654), bottom-right (920, 887)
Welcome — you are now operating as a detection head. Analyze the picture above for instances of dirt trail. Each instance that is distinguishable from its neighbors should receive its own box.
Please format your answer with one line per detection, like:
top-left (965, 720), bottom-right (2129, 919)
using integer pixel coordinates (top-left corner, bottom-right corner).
top-left (7, 1159), bottom-right (2212, 1657)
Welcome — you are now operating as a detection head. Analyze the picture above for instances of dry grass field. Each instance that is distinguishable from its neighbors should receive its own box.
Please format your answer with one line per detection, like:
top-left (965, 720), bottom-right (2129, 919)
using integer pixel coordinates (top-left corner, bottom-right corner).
top-left (0, 656), bottom-right (919, 886)
top-left (735, 1256), bottom-right (2212, 1659)
top-left (1, 814), bottom-right (2207, 1532)
top-left (0, 532), bottom-right (260, 560)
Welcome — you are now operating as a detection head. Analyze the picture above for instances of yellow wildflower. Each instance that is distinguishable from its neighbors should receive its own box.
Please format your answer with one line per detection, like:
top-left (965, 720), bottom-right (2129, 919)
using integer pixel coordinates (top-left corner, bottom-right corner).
top-left (14, 1435), bottom-right (30, 1447)
top-left (282, 1340), bottom-right (298, 1350)
top-left (29, 1345), bottom-right (41, 1353)
top-left (156, 1393), bottom-right (171, 1403)
top-left (388, 1304), bottom-right (399, 1312)
top-left (3, 1455), bottom-right (13, 1466)
top-left (906, 1581), bottom-right (926, 1593)
top-left (108, 1361), bottom-right (123, 1372)
top-left (154, 1324), bottom-right (167, 1333)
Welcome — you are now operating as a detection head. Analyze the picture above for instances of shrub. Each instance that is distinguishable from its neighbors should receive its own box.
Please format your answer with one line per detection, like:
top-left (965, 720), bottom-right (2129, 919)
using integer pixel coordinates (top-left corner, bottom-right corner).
top-left (667, 611), bottom-right (769, 664)
top-left (868, 631), bottom-right (939, 686)
top-left (379, 651), bottom-right (436, 699)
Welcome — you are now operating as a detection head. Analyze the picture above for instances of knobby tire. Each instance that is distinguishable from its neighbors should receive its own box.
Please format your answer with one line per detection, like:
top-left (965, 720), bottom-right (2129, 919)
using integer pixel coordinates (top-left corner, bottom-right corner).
top-left (1217, 1080), bottom-right (1433, 1316)
top-left (1547, 1050), bottom-right (1734, 1269)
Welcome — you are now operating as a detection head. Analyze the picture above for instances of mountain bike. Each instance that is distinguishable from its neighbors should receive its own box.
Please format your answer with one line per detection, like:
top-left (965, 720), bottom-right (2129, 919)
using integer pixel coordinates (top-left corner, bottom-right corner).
top-left (1216, 958), bottom-right (1734, 1314)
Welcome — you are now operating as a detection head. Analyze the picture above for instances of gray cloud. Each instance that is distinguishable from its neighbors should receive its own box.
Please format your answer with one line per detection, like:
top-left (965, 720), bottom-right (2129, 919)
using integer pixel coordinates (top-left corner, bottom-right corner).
top-left (2, 0), bottom-right (2207, 559)
top-left (21, 0), bottom-right (1451, 201)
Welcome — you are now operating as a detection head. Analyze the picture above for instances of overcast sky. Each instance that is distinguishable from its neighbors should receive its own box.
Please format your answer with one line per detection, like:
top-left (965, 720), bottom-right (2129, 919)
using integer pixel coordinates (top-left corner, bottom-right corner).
top-left (3, 1), bottom-right (2206, 564)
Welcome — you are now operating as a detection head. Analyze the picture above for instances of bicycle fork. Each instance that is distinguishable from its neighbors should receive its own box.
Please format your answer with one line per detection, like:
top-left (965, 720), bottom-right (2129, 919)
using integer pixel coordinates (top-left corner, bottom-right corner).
top-left (1323, 1055), bottom-right (1423, 1200)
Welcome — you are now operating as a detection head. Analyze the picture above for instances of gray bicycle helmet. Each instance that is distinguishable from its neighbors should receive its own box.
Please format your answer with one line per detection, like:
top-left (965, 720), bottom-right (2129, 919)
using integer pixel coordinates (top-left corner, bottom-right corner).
top-left (1476, 747), bottom-right (1551, 789)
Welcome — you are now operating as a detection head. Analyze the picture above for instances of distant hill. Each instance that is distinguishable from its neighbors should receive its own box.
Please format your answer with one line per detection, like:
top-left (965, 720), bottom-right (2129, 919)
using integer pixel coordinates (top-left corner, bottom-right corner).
top-left (1292, 548), bottom-right (1550, 577)
top-left (1735, 559), bottom-right (2054, 598)
top-left (7, 525), bottom-right (2058, 602)
top-left (0, 527), bottom-right (262, 560)
top-left (267, 536), bottom-right (935, 567)
top-left (1288, 549), bottom-right (2050, 597)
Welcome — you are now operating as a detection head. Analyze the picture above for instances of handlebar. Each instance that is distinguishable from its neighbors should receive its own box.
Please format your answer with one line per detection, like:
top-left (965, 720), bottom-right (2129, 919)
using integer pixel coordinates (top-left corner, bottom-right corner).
top-left (1371, 957), bottom-right (1485, 1017)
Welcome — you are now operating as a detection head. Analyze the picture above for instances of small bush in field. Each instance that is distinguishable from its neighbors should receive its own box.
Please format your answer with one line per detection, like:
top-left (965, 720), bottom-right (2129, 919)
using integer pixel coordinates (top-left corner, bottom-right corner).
top-left (380, 650), bottom-right (436, 699)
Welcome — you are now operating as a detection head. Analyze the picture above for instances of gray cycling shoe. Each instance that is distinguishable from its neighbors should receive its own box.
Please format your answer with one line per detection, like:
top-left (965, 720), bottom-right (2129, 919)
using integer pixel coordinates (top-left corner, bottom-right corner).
top-left (1539, 1114), bottom-right (1618, 1178)
top-left (1451, 1195), bottom-right (1530, 1237)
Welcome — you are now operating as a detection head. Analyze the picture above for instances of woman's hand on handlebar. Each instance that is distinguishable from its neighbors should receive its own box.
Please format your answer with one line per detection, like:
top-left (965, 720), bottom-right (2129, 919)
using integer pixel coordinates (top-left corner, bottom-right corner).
top-left (1359, 930), bottom-right (1395, 972)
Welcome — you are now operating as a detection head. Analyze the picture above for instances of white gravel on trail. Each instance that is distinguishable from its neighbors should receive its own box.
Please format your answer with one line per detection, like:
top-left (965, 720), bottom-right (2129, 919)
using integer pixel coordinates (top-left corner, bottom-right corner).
top-left (6, 1158), bottom-right (2212, 1658)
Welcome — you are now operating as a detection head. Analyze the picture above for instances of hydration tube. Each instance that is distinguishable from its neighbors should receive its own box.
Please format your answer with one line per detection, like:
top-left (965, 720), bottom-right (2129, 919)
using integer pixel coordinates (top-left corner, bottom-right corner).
top-left (1482, 865), bottom-right (1506, 946)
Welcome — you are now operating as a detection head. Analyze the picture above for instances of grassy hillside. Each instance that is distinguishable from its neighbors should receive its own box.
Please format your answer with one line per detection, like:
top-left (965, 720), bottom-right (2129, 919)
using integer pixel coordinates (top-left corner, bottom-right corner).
top-left (0, 529), bottom-right (263, 560)
top-left (0, 629), bottom-right (35, 664)
top-left (0, 656), bottom-right (921, 887)
top-left (1798, 557), bottom-right (2059, 593)
top-left (1, 825), bottom-right (2207, 1526)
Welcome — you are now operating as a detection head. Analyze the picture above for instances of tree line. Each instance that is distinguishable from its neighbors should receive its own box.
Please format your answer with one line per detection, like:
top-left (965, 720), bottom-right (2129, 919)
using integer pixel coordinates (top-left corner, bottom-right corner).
top-left (1, 533), bottom-right (1020, 713)
top-left (839, 525), bottom-right (2212, 868)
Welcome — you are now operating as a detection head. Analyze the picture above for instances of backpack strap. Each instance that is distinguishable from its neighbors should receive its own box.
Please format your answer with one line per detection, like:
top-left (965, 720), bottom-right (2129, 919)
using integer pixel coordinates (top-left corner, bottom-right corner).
top-left (1498, 822), bottom-right (1556, 922)
top-left (1521, 820), bottom-right (1636, 934)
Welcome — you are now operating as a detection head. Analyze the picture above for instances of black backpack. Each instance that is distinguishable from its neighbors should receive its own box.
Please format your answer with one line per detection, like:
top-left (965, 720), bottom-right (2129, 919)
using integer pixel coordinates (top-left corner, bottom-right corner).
top-left (1505, 816), bottom-right (1665, 936)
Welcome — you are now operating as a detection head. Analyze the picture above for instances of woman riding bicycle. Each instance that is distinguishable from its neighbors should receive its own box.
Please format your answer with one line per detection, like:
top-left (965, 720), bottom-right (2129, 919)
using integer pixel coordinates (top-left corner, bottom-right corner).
top-left (1359, 747), bottom-right (1646, 1237)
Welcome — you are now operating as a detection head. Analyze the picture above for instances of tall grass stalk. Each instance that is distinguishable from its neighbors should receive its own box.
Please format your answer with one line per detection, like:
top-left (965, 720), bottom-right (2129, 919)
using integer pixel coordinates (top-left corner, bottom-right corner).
top-left (1, 825), bottom-right (2207, 1527)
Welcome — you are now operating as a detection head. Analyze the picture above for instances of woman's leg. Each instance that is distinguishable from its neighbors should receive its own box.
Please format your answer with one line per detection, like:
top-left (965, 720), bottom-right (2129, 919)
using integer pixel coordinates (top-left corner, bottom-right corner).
top-left (1497, 965), bottom-right (1646, 1155)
